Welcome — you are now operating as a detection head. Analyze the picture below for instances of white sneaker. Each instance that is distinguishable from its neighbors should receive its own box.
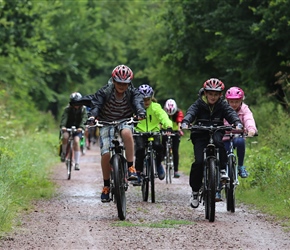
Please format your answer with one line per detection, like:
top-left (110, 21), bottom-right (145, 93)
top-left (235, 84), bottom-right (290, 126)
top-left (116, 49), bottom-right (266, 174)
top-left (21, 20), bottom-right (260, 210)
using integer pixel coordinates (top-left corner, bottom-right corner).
top-left (74, 163), bottom-right (80, 171)
top-left (220, 170), bottom-right (229, 180)
top-left (190, 191), bottom-right (199, 208)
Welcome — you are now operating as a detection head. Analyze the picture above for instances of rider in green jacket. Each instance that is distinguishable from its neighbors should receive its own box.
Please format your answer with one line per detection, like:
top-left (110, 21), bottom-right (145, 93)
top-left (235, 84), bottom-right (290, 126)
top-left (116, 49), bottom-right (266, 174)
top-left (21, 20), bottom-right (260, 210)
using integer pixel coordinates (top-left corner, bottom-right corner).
top-left (134, 84), bottom-right (173, 183)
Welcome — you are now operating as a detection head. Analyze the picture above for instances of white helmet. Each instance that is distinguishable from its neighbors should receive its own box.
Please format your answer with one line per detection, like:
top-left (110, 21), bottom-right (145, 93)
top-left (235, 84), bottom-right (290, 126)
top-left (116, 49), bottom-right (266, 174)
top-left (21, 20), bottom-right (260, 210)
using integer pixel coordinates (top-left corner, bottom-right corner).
top-left (164, 99), bottom-right (177, 115)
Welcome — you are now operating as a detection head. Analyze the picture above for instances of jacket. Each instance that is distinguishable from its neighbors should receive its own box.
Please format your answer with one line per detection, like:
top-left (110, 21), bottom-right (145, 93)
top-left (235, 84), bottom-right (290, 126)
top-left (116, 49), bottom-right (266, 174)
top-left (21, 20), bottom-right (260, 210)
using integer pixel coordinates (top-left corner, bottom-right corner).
top-left (169, 109), bottom-right (184, 131)
top-left (182, 95), bottom-right (241, 127)
top-left (70, 78), bottom-right (145, 119)
top-left (135, 102), bottom-right (173, 132)
top-left (60, 105), bottom-right (87, 130)
top-left (224, 103), bottom-right (257, 134)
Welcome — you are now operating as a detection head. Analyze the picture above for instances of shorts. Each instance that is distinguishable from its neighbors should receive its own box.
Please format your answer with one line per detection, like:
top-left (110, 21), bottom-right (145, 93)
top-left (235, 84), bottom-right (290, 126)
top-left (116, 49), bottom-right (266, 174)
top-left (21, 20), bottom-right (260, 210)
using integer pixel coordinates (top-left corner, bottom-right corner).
top-left (99, 123), bottom-right (133, 155)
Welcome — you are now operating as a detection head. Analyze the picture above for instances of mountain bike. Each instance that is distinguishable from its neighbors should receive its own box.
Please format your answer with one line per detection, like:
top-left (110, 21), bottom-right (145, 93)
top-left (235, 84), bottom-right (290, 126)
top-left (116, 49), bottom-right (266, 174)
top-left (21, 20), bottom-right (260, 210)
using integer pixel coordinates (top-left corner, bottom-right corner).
top-left (133, 132), bottom-right (160, 203)
top-left (90, 117), bottom-right (138, 220)
top-left (162, 132), bottom-right (175, 184)
top-left (188, 124), bottom-right (233, 222)
top-left (63, 126), bottom-right (77, 180)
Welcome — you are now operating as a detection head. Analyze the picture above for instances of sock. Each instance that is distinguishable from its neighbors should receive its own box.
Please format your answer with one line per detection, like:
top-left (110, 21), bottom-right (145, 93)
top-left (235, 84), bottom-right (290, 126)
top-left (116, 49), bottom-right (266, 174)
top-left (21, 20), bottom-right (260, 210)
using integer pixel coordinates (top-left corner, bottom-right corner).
top-left (127, 161), bottom-right (133, 168)
top-left (74, 151), bottom-right (81, 164)
top-left (104, 179), bottom-right (110, 187)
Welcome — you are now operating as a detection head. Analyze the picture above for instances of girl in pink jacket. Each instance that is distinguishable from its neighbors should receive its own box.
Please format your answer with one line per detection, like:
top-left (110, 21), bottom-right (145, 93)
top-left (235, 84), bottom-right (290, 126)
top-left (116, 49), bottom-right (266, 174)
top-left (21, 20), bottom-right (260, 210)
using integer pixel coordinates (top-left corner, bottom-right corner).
top-left (224, 87), bottom-right (258, 178)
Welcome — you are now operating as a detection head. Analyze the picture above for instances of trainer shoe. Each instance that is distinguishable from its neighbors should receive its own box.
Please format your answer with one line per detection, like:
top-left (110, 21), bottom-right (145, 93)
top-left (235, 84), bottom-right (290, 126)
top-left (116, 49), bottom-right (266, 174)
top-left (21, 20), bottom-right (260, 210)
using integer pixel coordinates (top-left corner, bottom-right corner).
top-left (157, 164), bottom-right (165, 180)
top-left (60, 152), bottom-right (66, 162)
top-left (101, 186), bottom-right (110, 202)
top-left (174, 172), bottom-right (180, 178)
top-left (190, 191), bottom-right (199, 208)
top-left (215, 191), bottom-right (222, 202)
top-left (220, 169), bottom-right (229, 180)
top-left (238, 166), bottom-right (249, 178)
top-left (74, 163), bottom-right (80, 171)
top-left (128, 166), bottom-right (138, 180)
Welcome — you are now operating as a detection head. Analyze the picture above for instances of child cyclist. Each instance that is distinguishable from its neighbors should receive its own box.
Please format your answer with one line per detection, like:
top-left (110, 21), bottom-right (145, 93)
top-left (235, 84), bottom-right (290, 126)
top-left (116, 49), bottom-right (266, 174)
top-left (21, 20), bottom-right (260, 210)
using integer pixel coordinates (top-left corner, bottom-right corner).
top-left (162, 99), bottom-right (184, 178)
top-left (134, 84), bottom-right (173, 184)
top-left (223, 87), bottom-right (258, 178)
top-left (60, 92), bottom-right (88, 170)
top-left (181, 78), bottom-right (243, 208)
top-left (70, 65), bottom-right (146, 202)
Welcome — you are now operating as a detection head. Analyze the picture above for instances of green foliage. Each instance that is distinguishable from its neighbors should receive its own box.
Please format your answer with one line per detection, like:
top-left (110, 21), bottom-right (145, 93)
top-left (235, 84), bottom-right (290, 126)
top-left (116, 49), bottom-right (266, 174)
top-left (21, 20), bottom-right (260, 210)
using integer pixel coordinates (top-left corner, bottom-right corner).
top-left (0, 133), bottom-right (58, 233)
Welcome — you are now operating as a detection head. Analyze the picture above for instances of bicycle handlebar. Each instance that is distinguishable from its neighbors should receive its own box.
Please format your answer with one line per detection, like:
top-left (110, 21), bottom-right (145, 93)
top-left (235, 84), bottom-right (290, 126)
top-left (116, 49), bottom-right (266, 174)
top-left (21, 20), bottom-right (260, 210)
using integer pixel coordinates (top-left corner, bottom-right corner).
top-left (187, 124), bottom-right (234, 133)
top-left (133, 131), bottom-right (161, 137)
top-left (88, 117), bottom-right (139, 128)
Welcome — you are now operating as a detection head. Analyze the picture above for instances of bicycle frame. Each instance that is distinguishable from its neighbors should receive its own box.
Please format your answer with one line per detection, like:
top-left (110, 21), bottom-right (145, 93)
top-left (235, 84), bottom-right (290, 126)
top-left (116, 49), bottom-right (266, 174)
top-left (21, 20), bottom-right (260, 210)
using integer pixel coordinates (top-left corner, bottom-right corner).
top-left (133, 132), bottom-right (160, 203)
top-left (63, 126), bottom-right (77, 180)
top-left (189, 124), bottom-right (232, 222)
top-left (90, 117), bottom-right (137, 220)
top-left (163, 132), bottom-right (175, 184)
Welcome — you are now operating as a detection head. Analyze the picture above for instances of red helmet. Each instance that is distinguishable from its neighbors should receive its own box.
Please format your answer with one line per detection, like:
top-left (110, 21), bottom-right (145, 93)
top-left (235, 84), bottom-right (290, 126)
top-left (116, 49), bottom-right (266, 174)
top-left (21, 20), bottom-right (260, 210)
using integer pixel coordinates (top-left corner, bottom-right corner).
top-left (203, 78), bottom-right (225, 92)
top-left (225, 87), bottom-right (245, 100)
top-left (112, 65), bottom-right (133, 83)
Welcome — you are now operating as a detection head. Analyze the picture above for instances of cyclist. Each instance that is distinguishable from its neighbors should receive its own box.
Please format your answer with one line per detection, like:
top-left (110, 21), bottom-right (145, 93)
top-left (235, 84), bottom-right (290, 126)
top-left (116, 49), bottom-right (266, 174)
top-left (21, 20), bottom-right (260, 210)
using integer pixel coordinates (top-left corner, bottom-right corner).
top-left (223, 86), bottom-right (258, 178)
top-left (134, 84), bottom-right (173, 185)
top-left (162, 98), bottom-right (184, 178)
top-left (181, 78), bottom-right (242, 208)
top-left (70, 65), bottom-right (146, 202)
top-left (60, 92), bottom-right (87, 171)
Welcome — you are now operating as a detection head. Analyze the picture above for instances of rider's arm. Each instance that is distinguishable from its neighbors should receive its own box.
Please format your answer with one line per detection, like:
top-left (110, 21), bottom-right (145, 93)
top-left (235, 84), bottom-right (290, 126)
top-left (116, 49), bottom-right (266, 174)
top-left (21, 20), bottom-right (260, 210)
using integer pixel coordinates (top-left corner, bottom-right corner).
top-left (60, 106), bottom-right (69, 129)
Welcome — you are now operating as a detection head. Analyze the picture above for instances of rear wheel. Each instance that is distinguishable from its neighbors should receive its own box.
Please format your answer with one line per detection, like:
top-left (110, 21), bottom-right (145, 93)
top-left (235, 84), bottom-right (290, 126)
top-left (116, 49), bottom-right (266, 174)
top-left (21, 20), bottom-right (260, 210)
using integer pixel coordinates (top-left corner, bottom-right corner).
top-left (111, 154), bottom-right (126, 220)
top-left (226, 155), bottom-right (235, 212)
top-left (142, 159), bottom-right (149, 202)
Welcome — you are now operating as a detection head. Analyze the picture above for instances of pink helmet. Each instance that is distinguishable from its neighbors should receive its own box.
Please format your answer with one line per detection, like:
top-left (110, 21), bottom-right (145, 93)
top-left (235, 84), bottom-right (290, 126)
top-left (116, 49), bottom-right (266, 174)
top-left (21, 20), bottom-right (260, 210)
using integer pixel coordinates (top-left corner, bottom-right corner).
top-left (112, 64), bottom-right (133, 83)
top-left (164, 99), bottom-right (177, 115)
top-left (225, 87), bottom-right (245, 100)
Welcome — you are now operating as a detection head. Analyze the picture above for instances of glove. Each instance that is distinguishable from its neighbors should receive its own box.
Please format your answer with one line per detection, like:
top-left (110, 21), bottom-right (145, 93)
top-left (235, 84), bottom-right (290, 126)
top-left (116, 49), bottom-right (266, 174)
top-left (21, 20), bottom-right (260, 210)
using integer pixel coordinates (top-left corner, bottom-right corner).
top-left (179, 130), bottom-right (184, 136)
top-left (235, 123), bottom-right (243, 130)
top-left (247, 130), bottom-right (255, 137)
top-left (166, 127), bottom-right (173, 133)
top-left (137, 112), bottom-right (146, 120)
top-left (87, 116), bottom-right (95, 124)
top-left (181, 122), bottom-right (188, 129)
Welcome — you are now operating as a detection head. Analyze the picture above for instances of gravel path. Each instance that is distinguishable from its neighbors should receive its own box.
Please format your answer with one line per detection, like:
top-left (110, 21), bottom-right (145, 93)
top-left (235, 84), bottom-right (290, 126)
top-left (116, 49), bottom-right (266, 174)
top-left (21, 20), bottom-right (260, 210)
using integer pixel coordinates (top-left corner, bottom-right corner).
top-left (0, 145), bottom-right (289, 250)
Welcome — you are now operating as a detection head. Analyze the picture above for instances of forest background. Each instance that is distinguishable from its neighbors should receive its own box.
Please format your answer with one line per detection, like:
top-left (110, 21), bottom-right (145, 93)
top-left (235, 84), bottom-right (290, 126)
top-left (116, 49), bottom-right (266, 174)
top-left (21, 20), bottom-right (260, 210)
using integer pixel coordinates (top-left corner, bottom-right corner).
top-left (0, 0), bottom-right (290, 232)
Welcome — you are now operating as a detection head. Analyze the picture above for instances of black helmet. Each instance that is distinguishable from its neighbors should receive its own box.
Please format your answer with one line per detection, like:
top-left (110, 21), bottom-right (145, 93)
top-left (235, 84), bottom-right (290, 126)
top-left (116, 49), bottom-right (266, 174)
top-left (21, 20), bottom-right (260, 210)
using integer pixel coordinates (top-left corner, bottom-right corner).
top-left (70, 92), bottom-right (82, 102)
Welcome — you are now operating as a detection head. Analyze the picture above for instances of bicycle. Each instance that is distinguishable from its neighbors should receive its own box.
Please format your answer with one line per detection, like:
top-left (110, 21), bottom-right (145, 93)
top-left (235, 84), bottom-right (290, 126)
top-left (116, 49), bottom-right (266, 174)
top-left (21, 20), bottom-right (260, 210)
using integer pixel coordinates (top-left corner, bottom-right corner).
top-left (188, 123), bottom-right (233, 222)
top-left (133, 132), bottom-right (160, 203)
top-left (162, 132), bottom-right (175, 184)
top-left (89, 117), bottom-right (138, 220)
top-left (61, 126), bottom-right (77, 180)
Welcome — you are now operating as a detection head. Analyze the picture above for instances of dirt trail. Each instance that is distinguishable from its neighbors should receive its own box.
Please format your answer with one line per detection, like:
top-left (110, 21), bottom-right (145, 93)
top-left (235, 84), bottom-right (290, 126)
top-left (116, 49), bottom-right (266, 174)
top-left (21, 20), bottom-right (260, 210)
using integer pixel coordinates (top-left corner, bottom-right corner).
top-left (0, 145), bottom-right (289, 250)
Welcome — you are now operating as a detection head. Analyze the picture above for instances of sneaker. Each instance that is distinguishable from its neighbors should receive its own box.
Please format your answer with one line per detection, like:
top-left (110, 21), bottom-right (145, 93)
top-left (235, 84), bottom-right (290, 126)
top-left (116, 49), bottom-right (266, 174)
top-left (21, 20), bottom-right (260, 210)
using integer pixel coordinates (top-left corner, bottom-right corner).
top-left (132, 173), bottom-right (142, 186)
top-left (174, 172), bottom-right (180, 178)
top-left (128, 166), bottom-right (138, 180)
top-left (220, 169), bottom-right (229, 180)
top-left (190, 191), bottom-right (199, 208)
top-left (74, 163), bottom-right (80, 171)
top-left (60, 152), bottom-right (66, 162)
top-left (101, 186), bottom-right (110, 202)
top-left (157, 164), bottom-right (165, 180)
top-left (215, 191), bottom-right (222, 202)
top-left (238, 166), bottom-right (248, 178)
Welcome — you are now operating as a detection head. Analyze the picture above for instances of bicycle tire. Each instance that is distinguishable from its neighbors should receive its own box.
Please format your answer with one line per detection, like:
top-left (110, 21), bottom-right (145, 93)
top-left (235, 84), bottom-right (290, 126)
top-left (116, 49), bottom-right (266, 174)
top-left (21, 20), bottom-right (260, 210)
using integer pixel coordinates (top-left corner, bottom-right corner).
top-left (150, 150), bottom-right (155, 203)
top-left (204, 165), bottom-right (209, 219)
top-left (208, 158), bottom-right (216, 222)
top-left (142, 158), bottom-right (149, 202)
top-left (111, 154), bottom-right (126, 220)
top-left (66, 142), bottom-right (73, 180)
top-left (165, 151), bottom-right (170, 184)
top-left (168, 149), bottom-right (174, 183)
top-left (226, 155), bottom-right (235, 213)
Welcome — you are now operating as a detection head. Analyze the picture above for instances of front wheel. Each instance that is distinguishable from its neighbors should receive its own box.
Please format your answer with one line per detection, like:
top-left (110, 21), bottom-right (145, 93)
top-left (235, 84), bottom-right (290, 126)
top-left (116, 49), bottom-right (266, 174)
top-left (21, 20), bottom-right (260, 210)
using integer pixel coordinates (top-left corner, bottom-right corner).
top-left (226, 155), bottom-right (235, 213)
top-left (150, 151), bottom-right (156, 203)
top-left (207, 158), bottom-right (216, 222)
top-left (66, 142), bottom-right (73, 180)
top-left (111, 154), bottom-right (126, 220)
top-left (142, 159), bottom-right (149, 202)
